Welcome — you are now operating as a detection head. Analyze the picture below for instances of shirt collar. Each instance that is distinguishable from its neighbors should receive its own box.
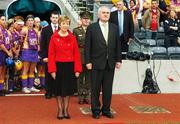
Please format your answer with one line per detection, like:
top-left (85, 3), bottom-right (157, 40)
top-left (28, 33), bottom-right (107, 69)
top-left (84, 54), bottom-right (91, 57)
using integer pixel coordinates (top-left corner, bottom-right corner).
top-left (51, 23), bottom-right (58, 28)
top-left (99, 20), bottom-right (108, 26)
top-left (118, 10), bottom-right (124, 14)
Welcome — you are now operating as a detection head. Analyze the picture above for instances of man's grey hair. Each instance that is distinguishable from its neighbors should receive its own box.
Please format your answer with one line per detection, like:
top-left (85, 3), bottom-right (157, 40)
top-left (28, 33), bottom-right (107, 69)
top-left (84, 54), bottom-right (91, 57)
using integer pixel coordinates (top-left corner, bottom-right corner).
top-left (97, 6), bottom-right (110, 15)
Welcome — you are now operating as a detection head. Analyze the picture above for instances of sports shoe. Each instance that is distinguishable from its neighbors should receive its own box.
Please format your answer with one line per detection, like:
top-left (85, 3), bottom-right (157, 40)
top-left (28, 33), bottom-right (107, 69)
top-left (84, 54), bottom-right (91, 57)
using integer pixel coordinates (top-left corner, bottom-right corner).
top-left (29, 87), bottom-right (40, 92)
top-left (22, 87), bottom-right (31, 93)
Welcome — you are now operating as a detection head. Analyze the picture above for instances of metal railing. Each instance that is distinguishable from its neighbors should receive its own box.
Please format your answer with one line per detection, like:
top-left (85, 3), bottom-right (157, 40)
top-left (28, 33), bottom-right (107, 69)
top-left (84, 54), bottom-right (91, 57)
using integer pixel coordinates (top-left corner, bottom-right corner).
top-left (67, 0), bottom-right (82, 14)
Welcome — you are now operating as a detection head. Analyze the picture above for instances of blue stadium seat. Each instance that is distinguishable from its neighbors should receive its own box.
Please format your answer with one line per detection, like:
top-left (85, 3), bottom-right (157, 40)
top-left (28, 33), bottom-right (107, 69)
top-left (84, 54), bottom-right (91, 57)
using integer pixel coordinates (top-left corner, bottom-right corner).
top-left (167, 47), bottom-right (180, 60)
top-left (141, 39), bottom-right (156, 47)
top-left (158, 27), bottom-right (164, 32)
top-left (156, 39), bottom-right (165, 47)
top-left (134, 32), bottom-right (146, 40)
top-left (151, 47), bottom-right (168, 59)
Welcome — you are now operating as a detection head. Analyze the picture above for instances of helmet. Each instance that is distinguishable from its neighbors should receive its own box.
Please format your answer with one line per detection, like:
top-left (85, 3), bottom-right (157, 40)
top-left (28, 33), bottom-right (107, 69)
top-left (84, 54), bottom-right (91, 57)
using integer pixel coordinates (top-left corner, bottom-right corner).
top-left (6, 57), bottom-right (15, 68)
top-left (14, 59), bottom-right (23, 71)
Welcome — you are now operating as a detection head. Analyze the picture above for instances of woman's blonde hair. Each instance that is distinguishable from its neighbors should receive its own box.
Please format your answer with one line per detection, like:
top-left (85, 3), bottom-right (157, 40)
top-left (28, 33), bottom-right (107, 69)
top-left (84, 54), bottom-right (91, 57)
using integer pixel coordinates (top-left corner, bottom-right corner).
top-left (168, 9), bottom-right (177, 19)
top-left (58, 15), bottom-right (71, 25)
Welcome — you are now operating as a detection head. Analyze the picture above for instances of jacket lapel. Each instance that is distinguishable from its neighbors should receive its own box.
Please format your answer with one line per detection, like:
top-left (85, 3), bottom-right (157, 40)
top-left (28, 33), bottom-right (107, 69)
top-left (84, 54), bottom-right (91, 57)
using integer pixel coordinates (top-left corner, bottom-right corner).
top-left (49, 25), bottom-right (53, 35)
top-left (96, 22), bottom-right (107, 45)
top-left (107, 23), bottom-right (112, 45)
top-left (123, 11), bottom-right (126, 33)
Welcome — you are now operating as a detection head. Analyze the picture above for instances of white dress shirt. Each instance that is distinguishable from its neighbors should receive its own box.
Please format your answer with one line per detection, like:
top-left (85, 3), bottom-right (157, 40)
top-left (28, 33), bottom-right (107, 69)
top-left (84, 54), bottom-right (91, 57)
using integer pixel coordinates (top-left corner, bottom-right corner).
top-left (99, 21), bottom-right (109, 44)
top-left (51, 23), bottom-right (58, 32)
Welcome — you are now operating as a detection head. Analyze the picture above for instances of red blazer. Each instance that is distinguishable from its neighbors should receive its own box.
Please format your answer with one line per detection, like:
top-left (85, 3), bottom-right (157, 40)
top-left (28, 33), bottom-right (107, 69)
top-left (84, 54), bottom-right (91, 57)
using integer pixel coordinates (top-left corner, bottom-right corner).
top-left (48, 30), bottom-right (82, 73)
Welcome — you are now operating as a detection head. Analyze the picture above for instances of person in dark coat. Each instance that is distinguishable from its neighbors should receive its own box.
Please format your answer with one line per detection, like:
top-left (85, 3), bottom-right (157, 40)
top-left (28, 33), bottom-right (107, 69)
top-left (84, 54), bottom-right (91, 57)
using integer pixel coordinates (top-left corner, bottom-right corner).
top-left (109, 0), bottom-right (134, 57)
top-left (85, 6), bottom-right (122, 119)
top-left (40, 11), bottom-right (60, 99)
top-left (164, 9), bottom-right (180, 47)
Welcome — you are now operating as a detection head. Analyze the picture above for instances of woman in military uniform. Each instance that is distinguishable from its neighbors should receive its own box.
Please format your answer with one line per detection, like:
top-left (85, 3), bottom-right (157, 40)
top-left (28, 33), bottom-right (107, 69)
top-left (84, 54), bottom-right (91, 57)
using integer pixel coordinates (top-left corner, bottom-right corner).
top-left (73, 11), bottom-right (91, 104)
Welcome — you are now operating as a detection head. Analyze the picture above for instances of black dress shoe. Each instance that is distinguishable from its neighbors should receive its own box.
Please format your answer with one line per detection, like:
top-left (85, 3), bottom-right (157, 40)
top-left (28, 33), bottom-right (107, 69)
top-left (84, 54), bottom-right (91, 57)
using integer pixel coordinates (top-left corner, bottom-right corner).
top-left (0, 90), bottom-right (5, 96)
top-left (92, 114), bottom-right (100, 119)
top-left (0, 90), bottom-right (9, 96)
top-left (45, 93), bottom-right (52, 99)
top-left (102, 112), bottom-right (114, 118)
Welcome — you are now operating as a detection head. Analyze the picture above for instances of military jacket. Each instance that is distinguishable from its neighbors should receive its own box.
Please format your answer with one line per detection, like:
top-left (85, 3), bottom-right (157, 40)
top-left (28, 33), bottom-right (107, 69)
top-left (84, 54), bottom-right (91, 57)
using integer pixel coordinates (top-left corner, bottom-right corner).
top-left (73, 26), bottom-right (86, 64)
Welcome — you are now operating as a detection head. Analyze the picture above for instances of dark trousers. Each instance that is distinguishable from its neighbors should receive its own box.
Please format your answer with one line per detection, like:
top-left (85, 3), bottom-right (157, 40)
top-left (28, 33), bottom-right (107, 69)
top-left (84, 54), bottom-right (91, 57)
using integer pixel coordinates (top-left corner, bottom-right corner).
top-left (91, 62), bottom-right (115, 114)
top-left (165, 36), bottom-right (178, 48)
top-left (45, 63), bottom-right (54, 95)
top-left (120, 35), bottom-right (128, 59)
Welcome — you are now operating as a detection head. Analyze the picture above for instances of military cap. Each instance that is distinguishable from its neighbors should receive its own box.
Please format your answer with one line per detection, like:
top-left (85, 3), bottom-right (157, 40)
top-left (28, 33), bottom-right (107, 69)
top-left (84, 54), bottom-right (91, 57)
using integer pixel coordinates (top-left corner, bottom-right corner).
top-left (80, 11), bottom-right (91, 19)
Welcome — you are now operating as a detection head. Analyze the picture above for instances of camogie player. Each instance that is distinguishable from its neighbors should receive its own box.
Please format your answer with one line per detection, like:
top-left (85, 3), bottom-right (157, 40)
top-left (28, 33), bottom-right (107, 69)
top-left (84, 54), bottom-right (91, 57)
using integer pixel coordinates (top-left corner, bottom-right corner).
top-left (0, 15), bottom-right (13, 96)
top-left (7, 17), bottom-right (24, 92)
top-left (20, 15), bottom-right (40, 93)
top-left (34, 17), bottom-right (45, 89)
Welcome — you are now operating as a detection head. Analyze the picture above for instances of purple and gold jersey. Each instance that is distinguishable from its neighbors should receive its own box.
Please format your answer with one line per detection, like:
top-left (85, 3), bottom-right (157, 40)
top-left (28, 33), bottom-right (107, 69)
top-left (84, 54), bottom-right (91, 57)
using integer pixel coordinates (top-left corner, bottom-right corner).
top-left (11, 30), bottom-right (21, 49)
top-left (28, 29), bottom-right (38, 50)
top-left (0, 26), bottom-right (11, 50)
top-left (22, 28), bottom-right (38, 50)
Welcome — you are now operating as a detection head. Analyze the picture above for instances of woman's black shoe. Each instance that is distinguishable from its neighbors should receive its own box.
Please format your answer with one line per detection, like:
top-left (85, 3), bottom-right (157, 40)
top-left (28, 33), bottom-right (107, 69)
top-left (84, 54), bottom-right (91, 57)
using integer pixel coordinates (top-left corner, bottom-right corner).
top-left (64, 113), bottom-right (70, 119)
top-left (57, 116), bottom-right (64, 120)
top-left (64, 115), bottom-right (70, 119)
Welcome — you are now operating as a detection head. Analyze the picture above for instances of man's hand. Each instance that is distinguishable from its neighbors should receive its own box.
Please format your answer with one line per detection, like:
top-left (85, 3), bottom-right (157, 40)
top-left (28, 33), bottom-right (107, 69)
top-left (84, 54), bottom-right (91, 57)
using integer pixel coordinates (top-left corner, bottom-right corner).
top-left (43, 58), bottom-right (48, 62)
top-left (128, 38), bottom-right (133, 45)
top-left (86, 63), bottom-right (92, 70)
top-left (115, 62), bottom-right (121, 69)
top-left (51, 72), bottom-right (56, 80)
top-left (75, 72), bottom-right (80, 78)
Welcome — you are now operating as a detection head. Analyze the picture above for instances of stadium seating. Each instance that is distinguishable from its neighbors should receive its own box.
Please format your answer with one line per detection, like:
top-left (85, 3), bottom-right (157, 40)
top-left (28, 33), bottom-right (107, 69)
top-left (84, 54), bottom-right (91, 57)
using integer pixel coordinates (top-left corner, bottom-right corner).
top-left (141, 39), bottom-right (156, 47)
top-left (167, 47), bottom-right (180, 60)
top-left (156, 39), bottom-right (165, 47)
top-left (151, 47), bottom-right (168, 59)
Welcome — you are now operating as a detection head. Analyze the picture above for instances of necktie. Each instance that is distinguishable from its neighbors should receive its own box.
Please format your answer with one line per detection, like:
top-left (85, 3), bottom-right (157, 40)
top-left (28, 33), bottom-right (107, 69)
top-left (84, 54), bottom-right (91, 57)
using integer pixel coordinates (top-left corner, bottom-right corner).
top-left (118, 11), bottom-right (123, 36)
top-left (102, 23), bottom-right (108, 44)
top-left (54, 25), bottom-right (57, 32)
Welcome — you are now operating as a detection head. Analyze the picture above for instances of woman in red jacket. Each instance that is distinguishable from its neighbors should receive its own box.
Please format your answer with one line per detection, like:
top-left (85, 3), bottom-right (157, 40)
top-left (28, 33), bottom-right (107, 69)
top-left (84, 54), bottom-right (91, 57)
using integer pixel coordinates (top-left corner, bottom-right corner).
top-left (48, 15), bottom-right (82, 119)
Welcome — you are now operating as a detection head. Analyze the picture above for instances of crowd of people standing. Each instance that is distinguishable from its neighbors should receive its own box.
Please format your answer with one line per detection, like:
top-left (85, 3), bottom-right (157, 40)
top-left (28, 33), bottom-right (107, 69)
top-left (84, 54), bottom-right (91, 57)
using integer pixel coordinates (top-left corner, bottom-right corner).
top-left (0, 0), bottom-right (179, 120)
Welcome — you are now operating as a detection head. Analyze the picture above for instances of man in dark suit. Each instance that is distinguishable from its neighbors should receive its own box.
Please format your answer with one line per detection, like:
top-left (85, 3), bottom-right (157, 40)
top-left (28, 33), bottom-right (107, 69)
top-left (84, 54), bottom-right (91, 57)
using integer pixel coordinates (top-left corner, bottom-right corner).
top-left (109, 0), bottom-right (134, 57)
top-left (40, 11), bottom-right (59, 99)
top-left (85, 6), bottom-right (122, 119)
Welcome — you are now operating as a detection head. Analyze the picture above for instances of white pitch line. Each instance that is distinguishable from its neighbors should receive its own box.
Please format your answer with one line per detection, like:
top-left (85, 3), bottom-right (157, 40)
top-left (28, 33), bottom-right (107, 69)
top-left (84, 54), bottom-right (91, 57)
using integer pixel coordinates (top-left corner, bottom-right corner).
top-left (5, 93), bottom-right (44, 96)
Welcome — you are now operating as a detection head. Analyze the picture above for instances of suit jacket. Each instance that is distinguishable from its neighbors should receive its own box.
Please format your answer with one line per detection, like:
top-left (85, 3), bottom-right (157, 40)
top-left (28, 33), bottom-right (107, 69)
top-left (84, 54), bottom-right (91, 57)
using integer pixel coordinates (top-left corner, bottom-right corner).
top-left (40, 25), bottom-right (53, 59)
top-left (85, 22), bottom-right (122, 70)
top-left (109, 10), bottom-right (134, 43)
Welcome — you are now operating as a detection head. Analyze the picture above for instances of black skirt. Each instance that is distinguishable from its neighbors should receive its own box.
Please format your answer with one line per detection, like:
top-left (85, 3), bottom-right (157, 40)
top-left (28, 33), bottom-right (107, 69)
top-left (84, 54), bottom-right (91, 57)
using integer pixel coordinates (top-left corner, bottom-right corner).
top-left (53, 62), bottom-right (77, 96)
